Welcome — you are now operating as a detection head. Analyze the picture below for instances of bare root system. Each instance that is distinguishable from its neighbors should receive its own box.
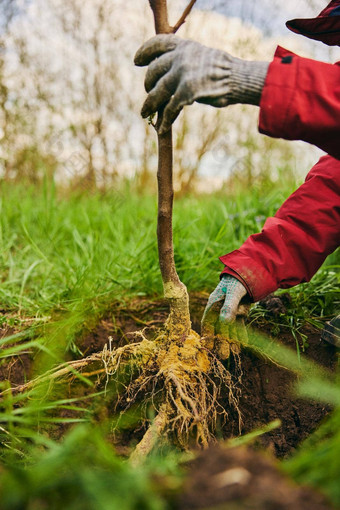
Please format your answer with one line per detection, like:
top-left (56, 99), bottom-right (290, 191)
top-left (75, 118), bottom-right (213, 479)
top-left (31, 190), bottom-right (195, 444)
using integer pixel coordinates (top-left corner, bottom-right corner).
top-left (5, 325), bottom-right (243, 459)
top-left (103, 327), bottom-right (242, 450)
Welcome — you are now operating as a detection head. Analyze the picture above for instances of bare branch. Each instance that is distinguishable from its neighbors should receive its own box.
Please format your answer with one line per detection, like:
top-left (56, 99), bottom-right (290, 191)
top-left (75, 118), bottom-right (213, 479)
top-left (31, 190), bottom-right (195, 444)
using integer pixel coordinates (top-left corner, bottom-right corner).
top-left (172, 0), bottom-right (197, 33)
top-left (149, 0), bottom-right (197, 35)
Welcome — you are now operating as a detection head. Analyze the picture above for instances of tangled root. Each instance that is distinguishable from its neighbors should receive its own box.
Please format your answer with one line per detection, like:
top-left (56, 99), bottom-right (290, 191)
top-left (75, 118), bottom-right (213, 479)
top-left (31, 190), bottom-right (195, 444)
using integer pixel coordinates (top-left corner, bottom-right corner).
top-left (5, 325), bottom-right (243, 457)
top-left (101, 327), bottom-right (242, 451)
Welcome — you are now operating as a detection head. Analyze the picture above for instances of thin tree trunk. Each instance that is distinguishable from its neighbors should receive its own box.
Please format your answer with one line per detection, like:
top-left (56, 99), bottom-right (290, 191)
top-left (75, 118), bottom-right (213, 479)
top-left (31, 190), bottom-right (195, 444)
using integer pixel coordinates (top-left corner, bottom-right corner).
top-left (148, 0), bottom-right (197, 339)
top-left (156, 123), bottom-right (191, 338)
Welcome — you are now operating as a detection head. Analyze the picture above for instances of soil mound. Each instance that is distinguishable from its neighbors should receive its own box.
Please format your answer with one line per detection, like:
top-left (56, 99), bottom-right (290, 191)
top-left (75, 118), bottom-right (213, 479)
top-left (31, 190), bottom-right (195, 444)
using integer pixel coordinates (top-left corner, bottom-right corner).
top-left (79, 295), bottom-right (337, 456)
top-left (178, 445), bottom-right (331, 510)
top-left (0, 295), bottom-right (337, 457)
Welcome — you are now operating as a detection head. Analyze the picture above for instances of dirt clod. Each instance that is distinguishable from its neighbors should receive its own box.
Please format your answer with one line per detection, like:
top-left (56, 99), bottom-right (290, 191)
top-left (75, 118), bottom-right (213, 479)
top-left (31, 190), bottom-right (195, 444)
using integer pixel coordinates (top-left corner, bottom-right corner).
top-left (258, 293), bottom-right (292, 316)
top-left (178, 445), bottom-right (331, 510)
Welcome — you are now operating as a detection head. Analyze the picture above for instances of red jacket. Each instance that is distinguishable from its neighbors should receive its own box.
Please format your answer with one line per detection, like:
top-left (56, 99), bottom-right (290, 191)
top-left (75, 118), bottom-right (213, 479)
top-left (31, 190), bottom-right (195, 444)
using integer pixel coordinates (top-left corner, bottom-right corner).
top-left (220, 45), bottom-right (340, 301)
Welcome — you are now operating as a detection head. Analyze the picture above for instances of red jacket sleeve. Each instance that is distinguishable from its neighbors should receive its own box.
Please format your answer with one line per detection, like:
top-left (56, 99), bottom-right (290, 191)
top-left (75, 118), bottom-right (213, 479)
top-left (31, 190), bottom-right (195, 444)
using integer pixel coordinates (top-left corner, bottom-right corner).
top-left (220, 155), bottom-right (340, 302)
top-left (219, 48), bottom-right (340, 301)
top-left (259, 46), bottom-right (340, 161)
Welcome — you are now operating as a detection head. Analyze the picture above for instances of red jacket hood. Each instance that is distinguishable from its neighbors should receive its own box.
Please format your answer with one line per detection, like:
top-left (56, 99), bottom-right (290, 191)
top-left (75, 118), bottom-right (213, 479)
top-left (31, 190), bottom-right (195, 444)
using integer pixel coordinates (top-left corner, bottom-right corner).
top-left (286, 0), bottom-right (340, 46)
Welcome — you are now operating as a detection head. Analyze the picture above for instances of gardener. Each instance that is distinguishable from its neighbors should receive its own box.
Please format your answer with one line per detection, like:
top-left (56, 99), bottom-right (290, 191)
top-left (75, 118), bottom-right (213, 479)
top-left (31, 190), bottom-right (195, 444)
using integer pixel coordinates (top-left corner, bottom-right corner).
top-left (135, 0), bottom-right (340, 346)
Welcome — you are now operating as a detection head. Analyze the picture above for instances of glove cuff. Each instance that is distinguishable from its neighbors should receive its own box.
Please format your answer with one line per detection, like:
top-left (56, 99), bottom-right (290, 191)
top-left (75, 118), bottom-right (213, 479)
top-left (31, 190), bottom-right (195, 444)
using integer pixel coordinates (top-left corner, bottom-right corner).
top-left (228, 59), bottom-right (269, 106)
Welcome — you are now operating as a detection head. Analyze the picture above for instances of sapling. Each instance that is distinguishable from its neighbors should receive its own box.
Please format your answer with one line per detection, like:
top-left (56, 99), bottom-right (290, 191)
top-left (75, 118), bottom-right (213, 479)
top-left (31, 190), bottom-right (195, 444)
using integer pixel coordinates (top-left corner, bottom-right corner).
top-left (7, 0), bottom-right (243, 461)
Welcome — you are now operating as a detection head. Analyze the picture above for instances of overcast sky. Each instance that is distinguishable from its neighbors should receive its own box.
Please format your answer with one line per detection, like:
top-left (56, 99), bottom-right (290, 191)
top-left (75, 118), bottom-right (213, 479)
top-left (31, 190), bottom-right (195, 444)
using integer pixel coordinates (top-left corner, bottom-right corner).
top-left (197, 0), bottom-right (327, 36)
top-left (194, 0), bottom-right (339, 61)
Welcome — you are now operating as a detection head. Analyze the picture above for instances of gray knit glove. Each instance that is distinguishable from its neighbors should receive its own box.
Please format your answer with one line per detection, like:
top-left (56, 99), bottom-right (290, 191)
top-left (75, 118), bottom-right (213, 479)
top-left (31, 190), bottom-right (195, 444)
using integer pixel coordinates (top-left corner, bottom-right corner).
top-left (201, 275), bottom-right (248, 337)
top-left (134, 34), bottom-right (269, 134)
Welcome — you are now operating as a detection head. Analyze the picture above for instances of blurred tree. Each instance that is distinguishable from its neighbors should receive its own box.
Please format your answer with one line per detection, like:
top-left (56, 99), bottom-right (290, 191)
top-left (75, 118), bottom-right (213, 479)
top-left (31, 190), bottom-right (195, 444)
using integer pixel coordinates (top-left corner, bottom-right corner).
top-left (0, 0), bottom-right (323, 189)
top-left (0, 0), bottom-right (17, 178)
top-left (6, 0), bottom-right (150, 189)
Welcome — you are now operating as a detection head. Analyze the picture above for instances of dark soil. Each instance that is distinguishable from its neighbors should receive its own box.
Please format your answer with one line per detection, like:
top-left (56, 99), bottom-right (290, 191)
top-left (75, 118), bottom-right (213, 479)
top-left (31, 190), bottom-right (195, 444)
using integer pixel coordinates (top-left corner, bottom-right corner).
top-left (0, 293), bottom-right (337, 459)
top-left (79, 293), bottom-right (338, 458)
top-left (178, 445), bottom-right (332, 510)
top-left (220, 320), bottom-right (336, 457)
top-left (0, 325), bottom-right (31, 387)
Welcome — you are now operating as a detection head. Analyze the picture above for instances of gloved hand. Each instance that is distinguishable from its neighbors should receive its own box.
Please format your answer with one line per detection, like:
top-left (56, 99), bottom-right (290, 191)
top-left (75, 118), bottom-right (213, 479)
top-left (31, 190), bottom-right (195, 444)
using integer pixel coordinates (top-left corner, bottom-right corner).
top-left (134, 34), bottom-right (269, 134)
top-left (201, 274), bottom-right (248, 338)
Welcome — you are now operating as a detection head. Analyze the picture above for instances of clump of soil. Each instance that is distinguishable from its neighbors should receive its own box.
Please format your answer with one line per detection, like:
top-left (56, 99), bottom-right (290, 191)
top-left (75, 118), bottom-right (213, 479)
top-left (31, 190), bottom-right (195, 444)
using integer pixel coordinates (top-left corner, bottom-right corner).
top-left (178, 445), bottom-right (331, 510)
top-left (258, 292), bottom-right (292, 316)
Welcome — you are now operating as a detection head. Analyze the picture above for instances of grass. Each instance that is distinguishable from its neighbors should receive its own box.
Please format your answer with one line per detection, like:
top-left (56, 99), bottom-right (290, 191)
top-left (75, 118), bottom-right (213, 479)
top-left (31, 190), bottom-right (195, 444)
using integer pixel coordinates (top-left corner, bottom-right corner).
top-left (0, 422), bottom-right (184, 510)
top-left (0, 177), bottom-right (339, 509)
top-left (0, 176), bottom-right (338, 364)
top-left (0, 177), bottom-right (337, 332)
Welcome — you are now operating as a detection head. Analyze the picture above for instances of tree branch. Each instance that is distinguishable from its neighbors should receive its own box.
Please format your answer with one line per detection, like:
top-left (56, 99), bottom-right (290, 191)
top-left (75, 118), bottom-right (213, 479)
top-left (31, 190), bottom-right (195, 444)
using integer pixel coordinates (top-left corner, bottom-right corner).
top-left (149, 0), bottom-right (197, 34)
top-left (172, 0), bottom-right (197, 33)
